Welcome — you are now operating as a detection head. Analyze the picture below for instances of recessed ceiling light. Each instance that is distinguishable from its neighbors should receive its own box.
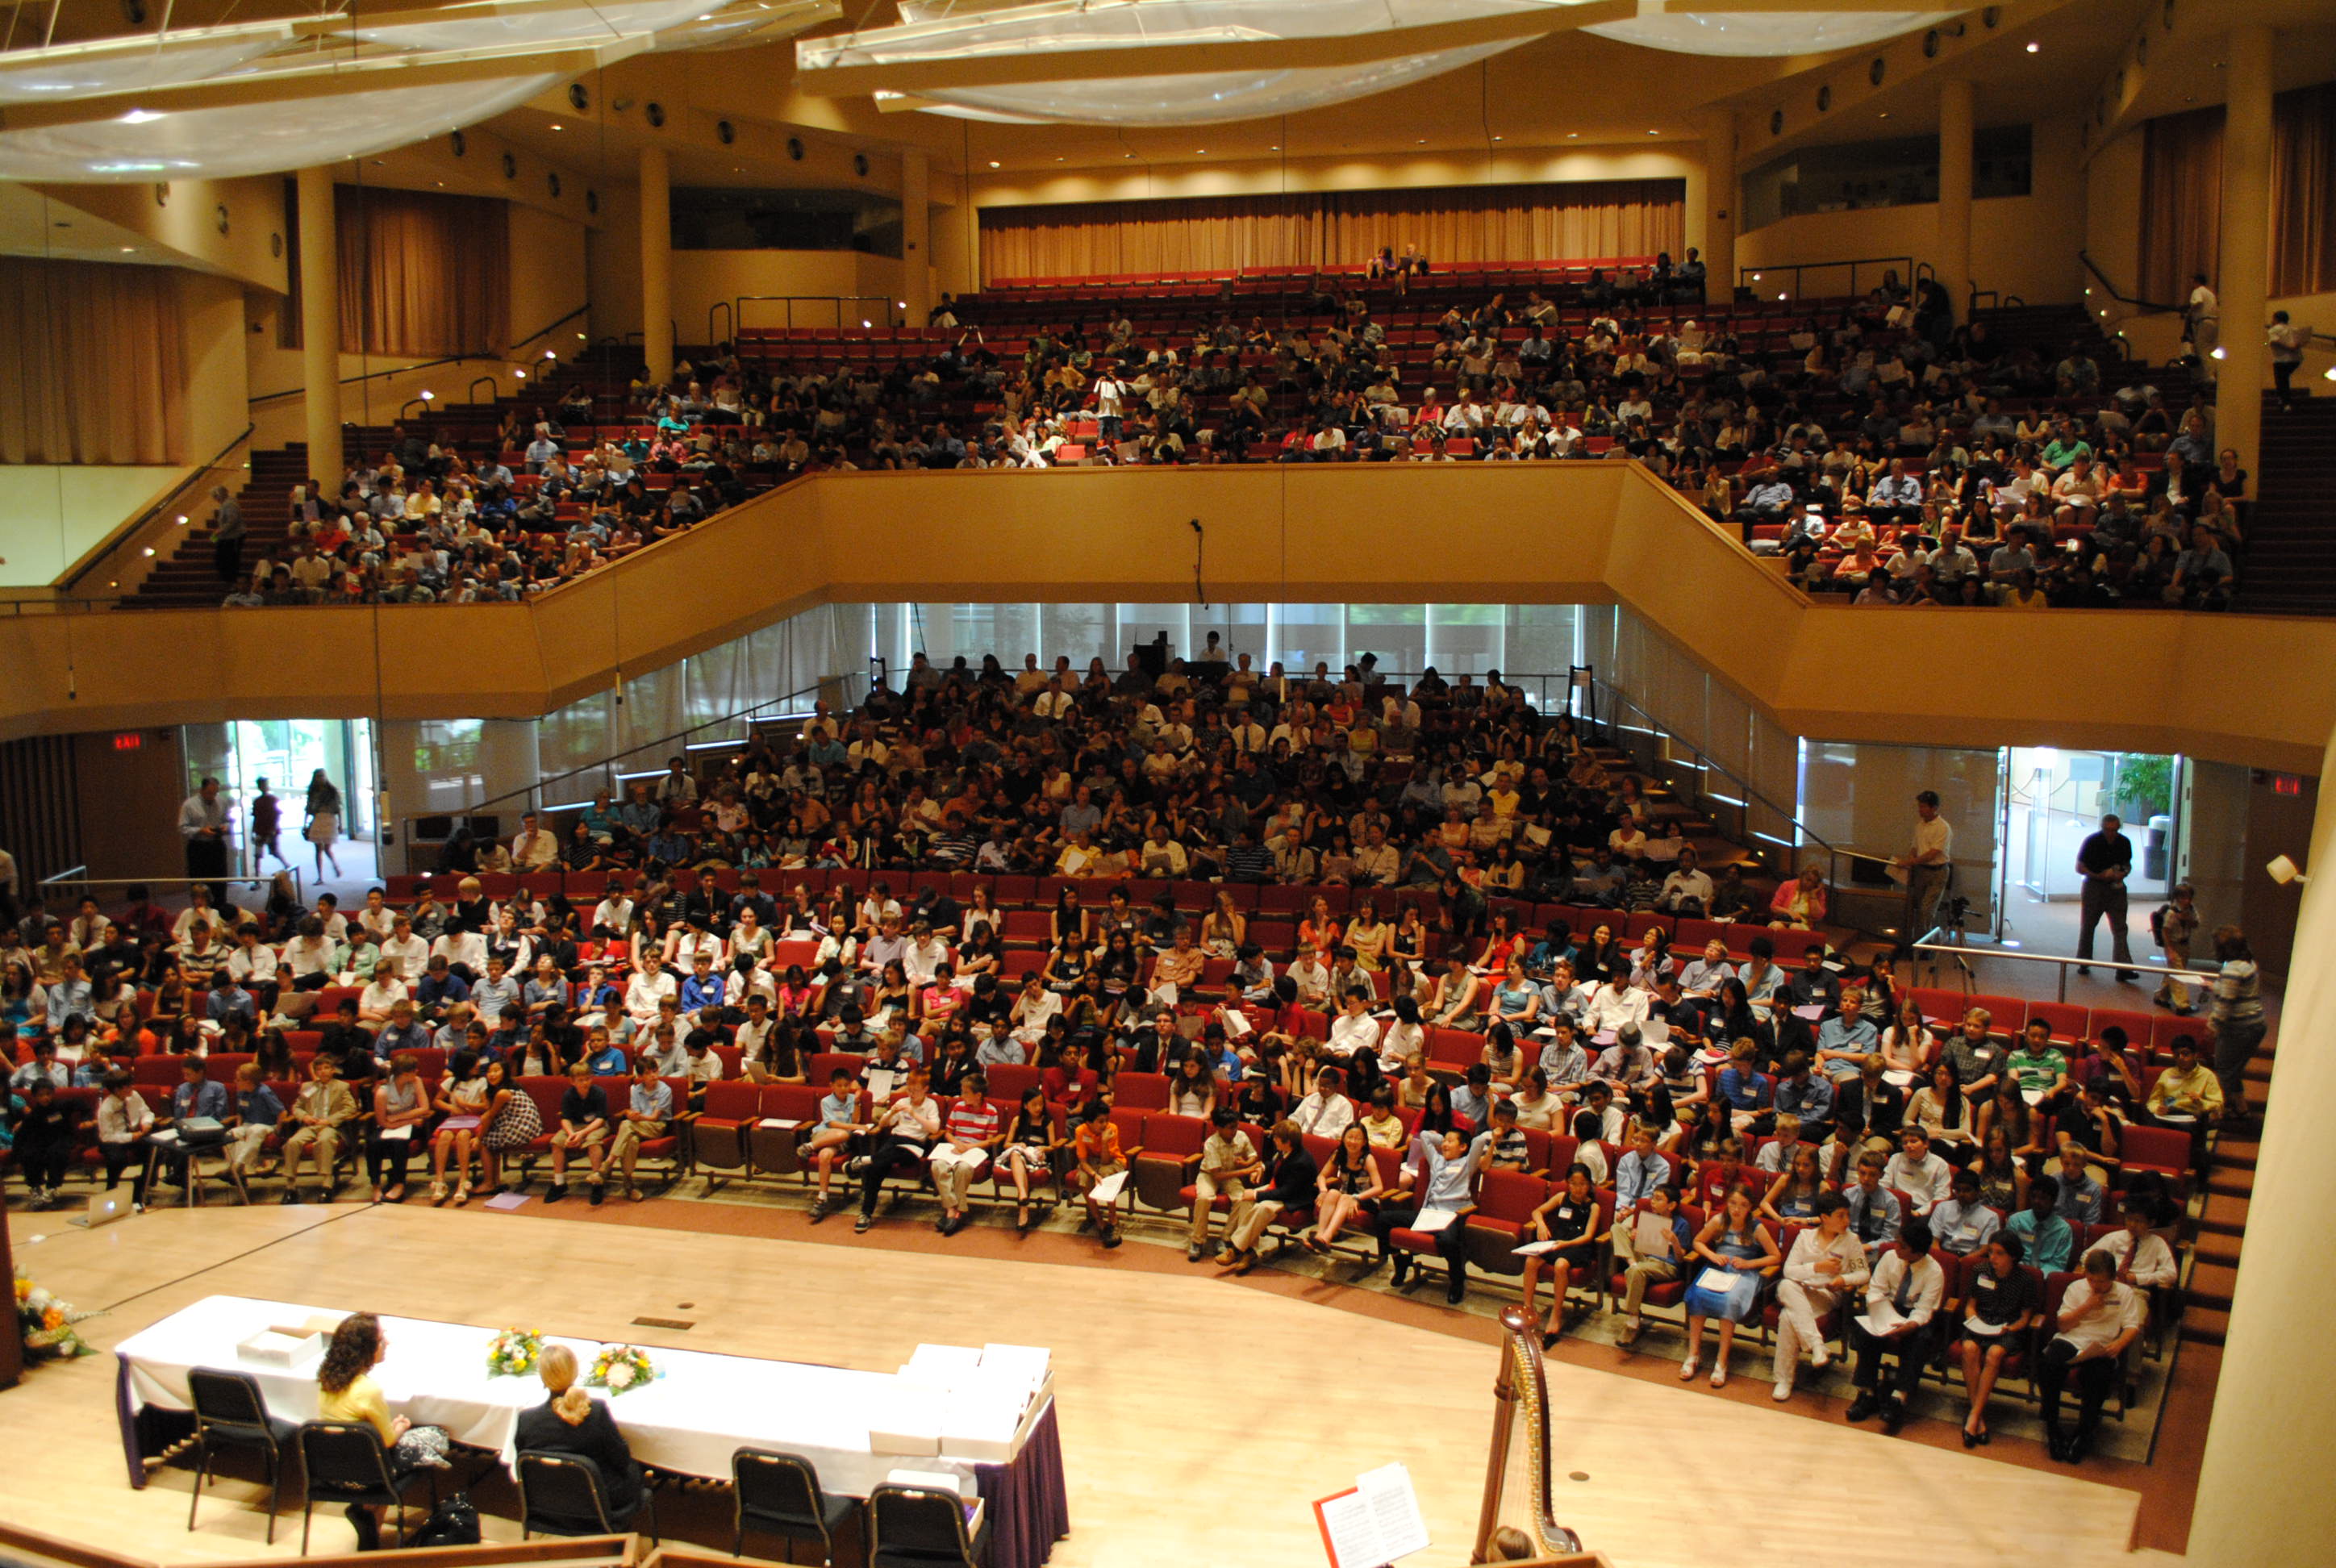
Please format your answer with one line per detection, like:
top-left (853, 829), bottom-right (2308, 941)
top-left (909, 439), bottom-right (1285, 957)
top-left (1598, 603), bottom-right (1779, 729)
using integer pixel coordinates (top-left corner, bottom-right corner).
top-left (1566, 131), bottom-right (1578, 138)
top-left (1491, 135), bottom-right (1502, 141)
top-left (1054, 155), bottom-right (1064, 161)
top-left (119, 108), bottom-right (163, 123)
top-left (2025, 40), bottom-right (2039, 52)
top-left (119, 245), bottom-right (135, 252)
top-left (1268, 144), bottom-right (1279, 150)
top-left (1647, 128), bottom-right (1659, 136)
top-left (549, 123), bottom-right (564, 130)
top-left (1878, 111), bottom-right (1889, 119)
top-left (1416, 138), bottom-right (1426, 144)
top-left (987, 160), bottom-right (999, 168)
top-left (1195, 148), bottom-right (1206, 153)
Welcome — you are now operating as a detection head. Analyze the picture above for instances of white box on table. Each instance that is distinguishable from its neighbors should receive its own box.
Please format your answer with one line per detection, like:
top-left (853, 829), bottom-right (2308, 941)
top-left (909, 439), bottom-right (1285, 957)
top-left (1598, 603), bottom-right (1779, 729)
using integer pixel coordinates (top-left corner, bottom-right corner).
top-left (236, 1329), bottom-right (326, 1370)
top-left (866, 1390), bottom-right (945, 1456)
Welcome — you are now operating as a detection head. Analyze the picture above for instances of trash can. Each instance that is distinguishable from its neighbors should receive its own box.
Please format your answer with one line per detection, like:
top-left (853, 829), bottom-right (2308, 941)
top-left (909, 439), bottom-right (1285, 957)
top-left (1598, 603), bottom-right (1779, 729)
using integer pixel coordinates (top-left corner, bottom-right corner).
top-left (2144, 814), bottom-right (2171, 881)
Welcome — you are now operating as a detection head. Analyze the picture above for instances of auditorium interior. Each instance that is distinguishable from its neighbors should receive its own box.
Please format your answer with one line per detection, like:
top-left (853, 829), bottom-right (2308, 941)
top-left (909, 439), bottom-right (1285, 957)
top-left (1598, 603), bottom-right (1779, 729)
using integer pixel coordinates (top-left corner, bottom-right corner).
top-left (3, 2), bottom-right (2336, 1566)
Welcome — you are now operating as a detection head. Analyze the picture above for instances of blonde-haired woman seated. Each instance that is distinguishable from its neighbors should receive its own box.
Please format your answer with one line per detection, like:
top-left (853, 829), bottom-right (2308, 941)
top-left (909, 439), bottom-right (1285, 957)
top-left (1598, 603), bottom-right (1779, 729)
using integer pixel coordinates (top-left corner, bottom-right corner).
top-left (514, 1343), bottom-right (646, 1526)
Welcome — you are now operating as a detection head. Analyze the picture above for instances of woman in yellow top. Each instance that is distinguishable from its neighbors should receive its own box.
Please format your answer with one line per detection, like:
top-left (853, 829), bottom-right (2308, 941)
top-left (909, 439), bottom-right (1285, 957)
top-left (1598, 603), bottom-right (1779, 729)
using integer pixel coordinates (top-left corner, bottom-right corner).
top-left (316, 1312), bottom-right (453, 1549)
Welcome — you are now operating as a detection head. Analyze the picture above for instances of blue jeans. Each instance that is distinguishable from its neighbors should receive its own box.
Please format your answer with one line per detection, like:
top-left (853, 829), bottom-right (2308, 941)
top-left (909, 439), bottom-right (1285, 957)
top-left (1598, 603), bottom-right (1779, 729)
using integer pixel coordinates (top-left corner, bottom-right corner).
top-left (2213, 1017), bottom-right (2266, 1117)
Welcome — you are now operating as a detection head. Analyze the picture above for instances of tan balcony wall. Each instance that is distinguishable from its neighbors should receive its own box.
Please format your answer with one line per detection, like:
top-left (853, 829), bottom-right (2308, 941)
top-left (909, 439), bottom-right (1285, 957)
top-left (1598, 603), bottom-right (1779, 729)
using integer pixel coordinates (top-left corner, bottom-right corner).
top-left (2, 462), bottom-right (2330, 775)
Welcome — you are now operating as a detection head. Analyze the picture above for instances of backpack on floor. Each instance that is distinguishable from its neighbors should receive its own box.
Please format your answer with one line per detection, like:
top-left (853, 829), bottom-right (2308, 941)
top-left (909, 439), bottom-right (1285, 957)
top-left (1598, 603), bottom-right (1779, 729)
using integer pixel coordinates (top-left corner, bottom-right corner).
top-left (412, 1493), bottom-right (482, 1546)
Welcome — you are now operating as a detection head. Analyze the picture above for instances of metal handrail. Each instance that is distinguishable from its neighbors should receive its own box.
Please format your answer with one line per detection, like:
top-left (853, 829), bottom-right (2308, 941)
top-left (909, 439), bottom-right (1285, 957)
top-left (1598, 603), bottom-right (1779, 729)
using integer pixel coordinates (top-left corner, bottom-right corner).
top-left (2078, 250), bottom-right (2180, 315)
top-left (1737, 254), bottom-right (1916, 302)
top-left (394, 676), bottom-right (853, 836)
top-left (1595, 684), bottom-right (1827, 850)
top-left (1912, 928), bottom-right (2221, 1004)
top-left (54, 421), bottom-right (257, 594)
top-left (707, 300), bottom-right (734, 346)
top-left (734, 294), bottom-right (905, 335)
top-left (35, 870), bottom-right (301, 905)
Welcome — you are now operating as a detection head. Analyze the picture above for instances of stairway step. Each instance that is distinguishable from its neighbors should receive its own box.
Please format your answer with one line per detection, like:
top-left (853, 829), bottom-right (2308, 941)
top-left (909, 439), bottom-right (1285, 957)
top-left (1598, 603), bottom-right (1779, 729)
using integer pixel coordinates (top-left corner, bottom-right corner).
top-left (2187, 1261), bottom-right (2238, 1311)
top-left (2207, 1166), bottom-right (2256, 1198)
top-left (2195, 1232), bottom-right (2243, 1268)
top-left (2198, 1191), bottom-right (2251, 1236)
top-left (2181, 1307), bottom-right (2230, 1346)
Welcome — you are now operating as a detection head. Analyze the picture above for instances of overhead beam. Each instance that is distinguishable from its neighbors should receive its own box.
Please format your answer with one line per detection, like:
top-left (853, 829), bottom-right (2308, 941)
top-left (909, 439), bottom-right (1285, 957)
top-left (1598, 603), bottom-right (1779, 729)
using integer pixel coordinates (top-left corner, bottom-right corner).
top-left (0, 40), bottom-right (645, 131)
top-left (795, 2), bottom-right (1638, 97)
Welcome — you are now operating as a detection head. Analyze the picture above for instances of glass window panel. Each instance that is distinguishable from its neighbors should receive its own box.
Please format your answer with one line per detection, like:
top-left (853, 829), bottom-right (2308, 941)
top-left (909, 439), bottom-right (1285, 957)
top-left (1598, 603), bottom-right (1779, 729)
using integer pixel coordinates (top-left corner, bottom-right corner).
top-left (1041, 603), bottom-right (1115, 673)
top-left (1347, 603), bottom-right (1425, 682)
top-left (1117, 603), bottom-right (1191, 667)
top-left (1426, 603), bottom-right (1504, 677)
top-left (1271, 603), bottom-right (1345, 676)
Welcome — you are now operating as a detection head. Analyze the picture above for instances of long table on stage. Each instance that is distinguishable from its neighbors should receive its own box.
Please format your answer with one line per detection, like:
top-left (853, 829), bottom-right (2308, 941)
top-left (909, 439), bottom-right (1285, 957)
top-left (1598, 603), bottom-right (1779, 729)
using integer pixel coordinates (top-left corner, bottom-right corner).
top-left (111, 1295), bottom-right (1069, 1568)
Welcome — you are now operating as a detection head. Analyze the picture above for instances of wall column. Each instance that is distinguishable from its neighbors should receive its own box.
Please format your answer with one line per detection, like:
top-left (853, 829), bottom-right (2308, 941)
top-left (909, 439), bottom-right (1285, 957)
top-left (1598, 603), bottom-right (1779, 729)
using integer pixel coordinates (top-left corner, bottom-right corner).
top-left (2191, 715), bottom-right (2336, 1564)
top-left (1696, 108), bottom-right (1736, 306)
top-left (1934, 77), bottom-right (1974, 323)
top-left (2213, 23), bottom-right (2274, 472)
top-left (900, 147), bottom-right (932, 323)
top-left (640, 144), bottom-right (674, 382)
top-left (295, 165), bottom-right (342, 489)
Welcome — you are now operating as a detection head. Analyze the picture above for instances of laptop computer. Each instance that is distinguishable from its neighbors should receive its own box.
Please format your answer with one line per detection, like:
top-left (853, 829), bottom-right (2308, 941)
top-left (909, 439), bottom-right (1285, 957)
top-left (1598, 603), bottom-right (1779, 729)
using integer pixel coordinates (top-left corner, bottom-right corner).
top-left (69, 1191), bottom-right (131, 1229)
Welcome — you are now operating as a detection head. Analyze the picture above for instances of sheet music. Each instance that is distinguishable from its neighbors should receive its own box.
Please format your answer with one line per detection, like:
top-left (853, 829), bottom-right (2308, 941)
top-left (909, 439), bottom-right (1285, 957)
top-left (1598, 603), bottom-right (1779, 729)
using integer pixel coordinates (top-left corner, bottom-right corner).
top-left (1316, 1490), bottom-right (1379, 1568)
top-left (1357, 1462), bottom-right (1430, 1562)
top-left (1089, 1170), bottom-right (1129, 1204)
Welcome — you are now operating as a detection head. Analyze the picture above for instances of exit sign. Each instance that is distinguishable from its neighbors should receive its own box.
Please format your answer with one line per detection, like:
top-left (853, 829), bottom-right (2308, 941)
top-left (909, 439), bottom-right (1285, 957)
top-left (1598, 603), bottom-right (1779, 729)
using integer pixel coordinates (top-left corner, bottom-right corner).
top-left (2274, 774), bottom-right (2302, 795)
top-left (111, 732), bottom-right (143, 751)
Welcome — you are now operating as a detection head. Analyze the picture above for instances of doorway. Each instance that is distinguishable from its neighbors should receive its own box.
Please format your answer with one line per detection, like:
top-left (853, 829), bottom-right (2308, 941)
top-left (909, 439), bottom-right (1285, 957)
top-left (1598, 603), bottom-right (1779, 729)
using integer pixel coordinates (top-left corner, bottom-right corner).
top-left (1998, 748), bottom-right (2183, 945)
top-left (203, 719), bottom-right (378, 886)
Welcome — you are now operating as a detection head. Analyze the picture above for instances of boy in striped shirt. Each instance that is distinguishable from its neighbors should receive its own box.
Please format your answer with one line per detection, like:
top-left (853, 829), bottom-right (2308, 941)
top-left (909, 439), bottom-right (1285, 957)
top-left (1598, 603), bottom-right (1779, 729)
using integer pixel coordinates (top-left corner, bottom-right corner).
top-left (931, 1073), bottom-right (1004, 1236)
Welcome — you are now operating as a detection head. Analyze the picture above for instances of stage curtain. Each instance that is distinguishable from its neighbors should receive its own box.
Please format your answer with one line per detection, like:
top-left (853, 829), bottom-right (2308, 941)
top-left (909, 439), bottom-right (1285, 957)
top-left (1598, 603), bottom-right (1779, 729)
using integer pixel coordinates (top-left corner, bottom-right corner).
top-left (1320, 179), bottom-right (1684, 267)
top-left (979, 194), bottom-right (1324, 279)
top-left (336, 186), bottom-right (509, 357)
top-left (978, 179), bottom-right (1683, 282)
top-left (2271, 81), bottom-right (2336, 298)
top-left (2138, 105), bottom-right (2223, 308)
top-left (0, 257), bottom-right (185, 465)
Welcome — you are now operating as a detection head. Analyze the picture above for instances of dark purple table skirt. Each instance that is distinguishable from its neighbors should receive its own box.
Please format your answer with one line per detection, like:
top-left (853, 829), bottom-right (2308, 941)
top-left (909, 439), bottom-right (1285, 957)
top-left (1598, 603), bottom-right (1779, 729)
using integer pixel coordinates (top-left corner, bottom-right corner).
top-left (976, 1398), bottom-right (1071, 1568)
top-left (120, 1357), bottom-right (1070, 1566)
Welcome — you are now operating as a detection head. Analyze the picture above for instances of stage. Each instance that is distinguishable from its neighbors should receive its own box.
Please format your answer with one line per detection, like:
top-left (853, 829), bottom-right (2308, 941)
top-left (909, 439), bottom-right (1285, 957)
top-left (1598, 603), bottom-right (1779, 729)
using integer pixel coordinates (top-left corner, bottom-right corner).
top-left (2, 1200), bottom-right (2162, 1567)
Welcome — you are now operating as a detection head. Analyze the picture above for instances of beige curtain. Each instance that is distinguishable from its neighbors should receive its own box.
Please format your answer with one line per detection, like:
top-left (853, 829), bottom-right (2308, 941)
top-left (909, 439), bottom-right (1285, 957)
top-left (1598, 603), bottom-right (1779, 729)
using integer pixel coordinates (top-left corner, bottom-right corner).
top-left (979, 179), bottom-right (1684, 282)
top-left (2271, 81), bottom-right (2336, 298)
top-left (2142, 88), bottom-right (2336, 306)
top-left (980, 195), bottom-right (1325, 279)
top-left (2139, 105), bottom-right (2223, 307)
top-left (336, 186), bottom-right (509, 357)
top-left (0, 257), bottom-right (185, 465)
top-left (1320, 180), bottom-right (1684, 267)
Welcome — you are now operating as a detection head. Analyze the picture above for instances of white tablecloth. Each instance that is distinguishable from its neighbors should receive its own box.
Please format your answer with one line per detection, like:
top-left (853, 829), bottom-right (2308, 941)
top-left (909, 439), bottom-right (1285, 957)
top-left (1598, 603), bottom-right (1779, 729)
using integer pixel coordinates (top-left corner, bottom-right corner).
top-left (114, 1295), bottom-right (1041, 1499)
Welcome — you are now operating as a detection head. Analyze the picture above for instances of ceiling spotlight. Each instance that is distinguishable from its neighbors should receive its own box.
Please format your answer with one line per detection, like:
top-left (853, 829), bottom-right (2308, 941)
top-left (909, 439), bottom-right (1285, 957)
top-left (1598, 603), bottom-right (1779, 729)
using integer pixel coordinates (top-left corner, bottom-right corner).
top-left (514, 369), bottom-right (528, 379)
top-left (119, 109), bottom-right (164, 124)
top-left (549, 123), bottom-right (563, 130)
top-left (1491, 134), bottom-right (1503, 141)
top-left (175, 515), bottom-right (188, 524)
top-left (1647, 128), bottom-right (1659, 135)
top-left (1776, 292), bottom-right (1787, 300)
top-left (987, 160), bottom-right (999, 167)
top-left (2025, 40), bottom-right (2039, 52)
top-left (861, 319), bottom-right (872, 327)
top-left (1566, 131), bottom-right (1579, 138)
top-left (419, 390), bottom-right (435, 400)
top-left (2210, 346), bottom-right (2227, 360)
top-left (119, 245), bottom-right (135, 252)
top-left (544, 349), bottom-right (557, 359)
top-left (142, 546), bottom-right (156, 556)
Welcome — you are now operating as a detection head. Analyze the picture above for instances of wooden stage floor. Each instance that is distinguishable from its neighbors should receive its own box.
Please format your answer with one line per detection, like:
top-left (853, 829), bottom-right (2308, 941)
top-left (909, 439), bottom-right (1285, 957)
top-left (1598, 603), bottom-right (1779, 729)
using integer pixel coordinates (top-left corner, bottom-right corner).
top-left (2, 1202), bottom-right (2166, 1567)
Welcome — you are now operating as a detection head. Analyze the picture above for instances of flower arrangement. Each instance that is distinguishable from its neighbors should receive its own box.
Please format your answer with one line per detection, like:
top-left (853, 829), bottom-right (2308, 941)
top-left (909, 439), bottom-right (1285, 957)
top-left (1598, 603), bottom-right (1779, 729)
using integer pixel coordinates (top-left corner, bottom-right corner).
top-left (585, 1344), bottom-right (657, 1395)
top-left (485, 1327), bottom-right (544, 1378)
top-left (15, 1270), bottom-right (95, 1362)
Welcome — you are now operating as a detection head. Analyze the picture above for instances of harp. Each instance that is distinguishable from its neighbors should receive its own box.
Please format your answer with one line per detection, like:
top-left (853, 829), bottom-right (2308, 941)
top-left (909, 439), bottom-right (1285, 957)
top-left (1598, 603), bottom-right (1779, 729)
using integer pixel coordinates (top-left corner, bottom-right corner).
top-left (1470, 1307), bottom-right (1585, 1564)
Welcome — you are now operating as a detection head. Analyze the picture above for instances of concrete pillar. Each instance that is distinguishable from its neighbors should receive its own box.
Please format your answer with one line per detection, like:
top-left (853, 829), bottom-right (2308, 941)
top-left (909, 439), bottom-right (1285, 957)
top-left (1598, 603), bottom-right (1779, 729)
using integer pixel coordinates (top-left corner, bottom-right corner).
top-left (640, 144), bottom-right (674, 382)
top-left (1934, 77), bottom-right (1974, 323)
top-left (295, 165), bottom-right (343, 489)
top-left (2190, 716), bottom-right (2336, 1566)
top-left (900, 147), bottom-right (932, 324)
top-left (1696, 108), bottom-right (1736, 307)
top-left (2213, 24), bottom-right (2274, 472)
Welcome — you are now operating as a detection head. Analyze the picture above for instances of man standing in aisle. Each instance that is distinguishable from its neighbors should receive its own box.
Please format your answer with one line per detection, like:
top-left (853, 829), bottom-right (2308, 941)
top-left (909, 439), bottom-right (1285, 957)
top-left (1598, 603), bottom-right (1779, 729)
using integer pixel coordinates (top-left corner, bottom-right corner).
top-left (2074, 813), bottom-right (2136, 980)
top-left (1892, 790), bottom-right (1951, 953)
top-left (180, 777), bottom-right (232, 906)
